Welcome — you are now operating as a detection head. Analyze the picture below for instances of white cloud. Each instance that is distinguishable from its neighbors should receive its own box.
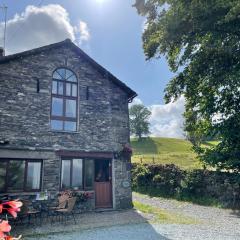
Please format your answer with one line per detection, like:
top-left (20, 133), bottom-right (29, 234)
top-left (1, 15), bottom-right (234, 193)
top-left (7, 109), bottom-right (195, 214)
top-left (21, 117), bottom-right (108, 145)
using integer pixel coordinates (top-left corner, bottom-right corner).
top-left (0, 4), bottom-right (90, 55)
top-left (129, 97), bottom-right (143, 108)
top-left (130, 96), bottom-right (185, 139)
top-left (149, 96), bottom-right (185, 139)
top-left (142, 19), bottom-right (148, 32)
top-left (76, 21), bottom-right (90, 44)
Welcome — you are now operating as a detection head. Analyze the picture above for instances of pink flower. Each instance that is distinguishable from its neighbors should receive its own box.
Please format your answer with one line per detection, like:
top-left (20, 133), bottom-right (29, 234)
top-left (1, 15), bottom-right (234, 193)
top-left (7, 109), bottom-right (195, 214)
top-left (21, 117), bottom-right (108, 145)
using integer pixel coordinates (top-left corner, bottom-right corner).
top-left (0, 220), bottom-right (11, 238)
top-left (2, 201), bottom-right (22, 218)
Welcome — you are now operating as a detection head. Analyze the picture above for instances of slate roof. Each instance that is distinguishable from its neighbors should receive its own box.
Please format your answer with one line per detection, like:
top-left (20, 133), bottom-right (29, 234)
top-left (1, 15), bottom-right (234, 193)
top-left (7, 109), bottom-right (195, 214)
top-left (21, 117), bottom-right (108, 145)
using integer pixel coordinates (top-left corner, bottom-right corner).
top-left (0, 39), bottom-right (137, 101)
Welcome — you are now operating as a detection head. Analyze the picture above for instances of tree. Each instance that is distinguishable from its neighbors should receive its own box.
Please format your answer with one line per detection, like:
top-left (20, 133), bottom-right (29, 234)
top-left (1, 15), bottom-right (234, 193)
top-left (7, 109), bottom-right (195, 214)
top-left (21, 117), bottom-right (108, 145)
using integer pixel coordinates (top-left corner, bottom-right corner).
top-left (129, 104), bottom-right (151, 141)
top-left (134, 0), bottom-right (240, 171)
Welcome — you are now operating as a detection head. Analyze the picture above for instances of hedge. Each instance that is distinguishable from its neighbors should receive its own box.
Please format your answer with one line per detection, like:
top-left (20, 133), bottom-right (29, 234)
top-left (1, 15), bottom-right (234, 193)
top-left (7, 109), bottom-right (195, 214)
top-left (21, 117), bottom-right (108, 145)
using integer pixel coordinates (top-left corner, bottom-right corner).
top-left (132, 163), bottom-right (240, 208)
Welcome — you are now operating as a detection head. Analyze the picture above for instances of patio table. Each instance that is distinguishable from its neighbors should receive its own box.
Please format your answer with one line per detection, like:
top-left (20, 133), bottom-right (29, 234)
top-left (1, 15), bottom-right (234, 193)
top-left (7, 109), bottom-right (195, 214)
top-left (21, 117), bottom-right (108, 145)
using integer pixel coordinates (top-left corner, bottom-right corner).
top-left (33, 199), bottom-right (51, 212)
top-left (32, 199), bottom-right (53, 224)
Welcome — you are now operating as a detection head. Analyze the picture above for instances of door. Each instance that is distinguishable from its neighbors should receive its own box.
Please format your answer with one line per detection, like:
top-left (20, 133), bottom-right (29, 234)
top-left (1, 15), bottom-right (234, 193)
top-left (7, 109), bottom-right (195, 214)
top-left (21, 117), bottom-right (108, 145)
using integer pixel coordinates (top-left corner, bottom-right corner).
top-left (94, 159), bottom-right (112, 208)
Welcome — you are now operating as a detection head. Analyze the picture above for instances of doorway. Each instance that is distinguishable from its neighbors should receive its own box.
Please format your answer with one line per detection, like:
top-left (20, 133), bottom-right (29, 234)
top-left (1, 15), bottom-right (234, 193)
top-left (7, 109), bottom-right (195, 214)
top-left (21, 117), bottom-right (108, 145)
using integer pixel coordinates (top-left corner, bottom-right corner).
top-left (94, 159), bottom-right (112, 208)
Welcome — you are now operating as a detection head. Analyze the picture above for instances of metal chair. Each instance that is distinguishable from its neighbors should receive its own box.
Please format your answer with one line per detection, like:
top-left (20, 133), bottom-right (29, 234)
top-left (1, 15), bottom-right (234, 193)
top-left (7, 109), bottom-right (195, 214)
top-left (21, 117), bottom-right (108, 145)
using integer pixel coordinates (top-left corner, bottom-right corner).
top-left (49, 194), bottom-right (69, 210)
top-left (51, 197), bottom-right (77, 224)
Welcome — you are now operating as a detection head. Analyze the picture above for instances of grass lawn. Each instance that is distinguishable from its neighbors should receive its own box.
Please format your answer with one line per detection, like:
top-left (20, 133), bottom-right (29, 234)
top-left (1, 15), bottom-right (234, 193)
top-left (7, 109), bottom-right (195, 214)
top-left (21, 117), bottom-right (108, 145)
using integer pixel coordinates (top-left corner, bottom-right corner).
top-left (131, 137), bottom-right (202, 169)
top-left (133, 201), bottom-right (199, 224)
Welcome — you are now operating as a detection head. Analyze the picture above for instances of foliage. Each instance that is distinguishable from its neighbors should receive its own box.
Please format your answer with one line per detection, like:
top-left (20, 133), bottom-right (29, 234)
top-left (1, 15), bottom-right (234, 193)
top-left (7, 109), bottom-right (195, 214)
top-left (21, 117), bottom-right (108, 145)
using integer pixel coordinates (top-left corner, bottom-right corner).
top-left (132, 164), bottom-right (151, 188)
top-left (129, 104), bottom-right (151, 141)
top-left (59, 190), bottom-right (93, 203)
top-left (132, 163), bottom-right (240, 208)
top-left (131, 137), bottom-right (201, 169)
top-left (133, 0), bottom-right (240, 171)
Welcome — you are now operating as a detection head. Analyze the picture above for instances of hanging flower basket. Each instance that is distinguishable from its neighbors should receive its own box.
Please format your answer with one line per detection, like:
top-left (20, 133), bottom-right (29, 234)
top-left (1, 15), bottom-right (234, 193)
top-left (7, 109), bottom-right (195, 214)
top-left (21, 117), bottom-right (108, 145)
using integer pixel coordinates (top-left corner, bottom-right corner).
top-left (119, 144), bottom-right (133, 161)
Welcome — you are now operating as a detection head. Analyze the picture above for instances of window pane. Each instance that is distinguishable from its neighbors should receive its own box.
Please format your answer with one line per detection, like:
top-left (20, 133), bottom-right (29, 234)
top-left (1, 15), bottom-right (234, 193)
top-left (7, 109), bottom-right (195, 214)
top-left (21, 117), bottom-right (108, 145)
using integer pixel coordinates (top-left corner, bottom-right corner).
top-left (0, 161), bottom-right (6, 192)
top-left (53, 71), bottom-right (62, 80)
top-left (64, 121), bottom-right (76, 131)
top-left (51, 120), bottom-right (63, 130)
top-left (66, 83), bottom-right (71, 96)
top-left (52, 81), bottom-right (57, 94)
top-left (85, 160), bottom-right (94, 189)
top-left (8, 161), bottom-right (25, 191)
top-left (72, 159), bottom-right (83, 189)
top-left (58, 82), bottom-right (63, 95)
top-left (26, 162), bottom-right (41, 190)
top-left (61, 160), bottom-right (71, 189)
top-left (71, 84), bottom-right (77, 97)
top-left (52, 97), bottom-right (63, 116)
top-left (57, 68), bottom-right (66, 79)
top-left (66, 69), bottom-right (74, 79)
top-left (67, 74), bottom-right (77, 82)
top-left (66, 99), bottom-right (76, 117)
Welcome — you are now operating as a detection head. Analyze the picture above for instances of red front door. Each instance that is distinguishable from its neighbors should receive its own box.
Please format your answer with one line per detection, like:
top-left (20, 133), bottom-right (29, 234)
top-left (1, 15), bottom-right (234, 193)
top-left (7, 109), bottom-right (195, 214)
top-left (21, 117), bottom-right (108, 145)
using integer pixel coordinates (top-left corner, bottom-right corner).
top-left (95, 159), bottom-right (112, 208)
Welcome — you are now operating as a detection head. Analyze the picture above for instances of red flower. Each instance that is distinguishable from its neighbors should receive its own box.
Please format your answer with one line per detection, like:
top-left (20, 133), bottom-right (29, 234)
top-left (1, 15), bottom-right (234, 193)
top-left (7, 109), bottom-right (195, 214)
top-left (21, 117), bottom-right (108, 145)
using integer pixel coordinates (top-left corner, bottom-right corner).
top-left (0, 220), bottom-right (11, 238)
top-left (2, 201), bottom-right (22, 218)
top-left (122, 144), bottom-right (133, 154)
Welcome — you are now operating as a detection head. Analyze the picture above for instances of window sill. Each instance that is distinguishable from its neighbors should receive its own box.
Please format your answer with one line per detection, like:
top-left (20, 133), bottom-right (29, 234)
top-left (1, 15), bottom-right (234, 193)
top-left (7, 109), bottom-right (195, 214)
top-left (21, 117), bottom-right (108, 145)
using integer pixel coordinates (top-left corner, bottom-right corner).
top-left (49, 130), bottom-right (79, 134)
top-left (0, 192), bottom-right (40, 196)
top-left (60, 190), bottom-right (94, 193)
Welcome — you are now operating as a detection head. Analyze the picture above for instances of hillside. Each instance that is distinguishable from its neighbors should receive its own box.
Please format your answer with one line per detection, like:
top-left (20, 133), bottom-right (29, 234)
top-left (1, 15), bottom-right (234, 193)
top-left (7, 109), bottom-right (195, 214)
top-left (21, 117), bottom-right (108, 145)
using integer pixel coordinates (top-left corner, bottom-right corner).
top-left (131, 137), bottom-right (202, 169)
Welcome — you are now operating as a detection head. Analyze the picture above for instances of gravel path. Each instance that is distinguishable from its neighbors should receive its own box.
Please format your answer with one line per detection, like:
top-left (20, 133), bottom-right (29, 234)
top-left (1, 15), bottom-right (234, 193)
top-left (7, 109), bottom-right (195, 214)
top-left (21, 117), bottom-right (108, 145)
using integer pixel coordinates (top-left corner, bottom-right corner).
top-left (18, 193), bottom-right (240, 240)
top-left (133, 192), bottom-right (240, 239)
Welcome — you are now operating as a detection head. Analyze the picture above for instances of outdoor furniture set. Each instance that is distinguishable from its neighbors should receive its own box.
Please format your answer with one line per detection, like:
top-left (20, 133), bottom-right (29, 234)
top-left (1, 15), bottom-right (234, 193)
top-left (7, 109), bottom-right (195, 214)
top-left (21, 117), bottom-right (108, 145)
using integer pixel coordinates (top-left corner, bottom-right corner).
top-left (1, 192), bottom-right (78, 226)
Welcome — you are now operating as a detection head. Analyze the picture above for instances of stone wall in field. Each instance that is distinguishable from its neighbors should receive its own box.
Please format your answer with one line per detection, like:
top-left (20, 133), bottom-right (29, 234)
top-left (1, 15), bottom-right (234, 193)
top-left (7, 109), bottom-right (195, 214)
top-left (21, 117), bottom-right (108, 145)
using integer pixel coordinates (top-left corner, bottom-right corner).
top-left (132, 163), bottom-right (240, 208)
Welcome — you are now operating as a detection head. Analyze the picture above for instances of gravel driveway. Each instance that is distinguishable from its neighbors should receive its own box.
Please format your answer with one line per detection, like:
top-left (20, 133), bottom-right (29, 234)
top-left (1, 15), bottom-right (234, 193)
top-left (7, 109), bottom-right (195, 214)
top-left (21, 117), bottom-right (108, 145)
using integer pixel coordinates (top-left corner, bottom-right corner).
top-left (133, 192), bottom-right (240, 240)
top-left (19, 193), bottom-right (240, 240)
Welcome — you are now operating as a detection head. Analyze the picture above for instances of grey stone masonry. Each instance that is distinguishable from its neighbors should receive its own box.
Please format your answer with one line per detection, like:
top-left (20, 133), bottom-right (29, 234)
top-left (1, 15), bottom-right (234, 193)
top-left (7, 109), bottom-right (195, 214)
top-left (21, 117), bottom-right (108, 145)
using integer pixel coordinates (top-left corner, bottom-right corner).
top-left (0, 40), bottom-right (136, 210)
top-left (0, 43), bottom-right (131, 152)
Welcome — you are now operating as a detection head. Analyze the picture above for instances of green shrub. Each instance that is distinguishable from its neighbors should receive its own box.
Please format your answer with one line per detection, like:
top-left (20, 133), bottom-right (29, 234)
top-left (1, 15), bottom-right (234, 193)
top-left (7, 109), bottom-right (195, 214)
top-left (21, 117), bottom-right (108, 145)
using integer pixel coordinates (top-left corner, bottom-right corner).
top-left (132, 163), bottom-right (240, 208)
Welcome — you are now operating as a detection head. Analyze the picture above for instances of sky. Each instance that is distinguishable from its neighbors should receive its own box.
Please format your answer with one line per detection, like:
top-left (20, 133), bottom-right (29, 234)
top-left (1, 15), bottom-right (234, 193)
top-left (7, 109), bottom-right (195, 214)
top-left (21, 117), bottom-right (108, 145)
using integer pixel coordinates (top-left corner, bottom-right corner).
top-left (0, 0), bottom-right (185, 138)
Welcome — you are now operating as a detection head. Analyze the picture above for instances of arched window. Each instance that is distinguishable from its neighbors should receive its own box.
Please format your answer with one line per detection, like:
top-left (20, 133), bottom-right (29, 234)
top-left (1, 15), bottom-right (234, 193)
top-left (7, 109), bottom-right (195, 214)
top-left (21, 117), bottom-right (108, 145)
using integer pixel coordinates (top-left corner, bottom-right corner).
top-left (51, 68), bottom-right (78, 132)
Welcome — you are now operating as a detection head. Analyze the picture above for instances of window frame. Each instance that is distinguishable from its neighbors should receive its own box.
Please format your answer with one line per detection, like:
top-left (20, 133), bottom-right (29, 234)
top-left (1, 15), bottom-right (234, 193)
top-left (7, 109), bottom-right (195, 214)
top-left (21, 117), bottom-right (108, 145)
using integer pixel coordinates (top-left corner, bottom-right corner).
top-left (51, 67), bottom-right (78, 132)
top-left (0, 159), bottom-right (43, 193)
top-left (60, 158), bottom-right (94, 191)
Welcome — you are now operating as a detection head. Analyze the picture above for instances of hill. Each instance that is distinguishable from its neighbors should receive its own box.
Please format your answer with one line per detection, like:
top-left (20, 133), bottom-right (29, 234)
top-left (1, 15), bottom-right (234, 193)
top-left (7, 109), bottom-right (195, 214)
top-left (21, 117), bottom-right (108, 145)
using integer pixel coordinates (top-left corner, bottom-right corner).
top-left (131, 137), bottom-right (202, 169)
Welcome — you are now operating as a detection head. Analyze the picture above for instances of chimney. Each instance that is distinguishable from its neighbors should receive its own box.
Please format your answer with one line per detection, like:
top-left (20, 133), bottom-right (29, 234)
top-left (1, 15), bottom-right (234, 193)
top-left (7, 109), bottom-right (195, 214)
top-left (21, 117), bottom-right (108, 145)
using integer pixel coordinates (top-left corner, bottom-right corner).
top-left (0, 47), bottom-right (4, 57)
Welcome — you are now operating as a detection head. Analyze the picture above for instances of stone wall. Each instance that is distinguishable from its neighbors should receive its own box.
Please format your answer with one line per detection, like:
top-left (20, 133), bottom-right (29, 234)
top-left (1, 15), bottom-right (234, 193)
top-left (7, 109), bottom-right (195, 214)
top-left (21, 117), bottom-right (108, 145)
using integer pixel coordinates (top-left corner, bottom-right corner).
top-left (113, 158), bottom-right (132, 209)
top-left (0, 44), bottom-right (129, 152)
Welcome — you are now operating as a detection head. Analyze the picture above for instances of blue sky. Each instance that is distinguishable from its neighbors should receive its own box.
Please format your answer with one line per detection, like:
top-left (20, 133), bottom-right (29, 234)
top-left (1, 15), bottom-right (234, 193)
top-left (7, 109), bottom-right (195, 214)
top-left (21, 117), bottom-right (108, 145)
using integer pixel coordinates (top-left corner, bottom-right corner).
top-left (1, 0), bottom-right (174, 105)
top-left (0, 0), bottom-right (185, 138)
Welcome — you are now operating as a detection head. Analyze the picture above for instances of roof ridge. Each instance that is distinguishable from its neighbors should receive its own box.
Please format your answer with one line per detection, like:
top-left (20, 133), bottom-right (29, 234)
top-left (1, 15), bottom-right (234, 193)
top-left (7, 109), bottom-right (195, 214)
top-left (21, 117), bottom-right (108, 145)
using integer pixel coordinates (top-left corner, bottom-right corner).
top-left (0, 39), bottom-right (137, 100)
top-left (0, 39), bottom-right (70, 61)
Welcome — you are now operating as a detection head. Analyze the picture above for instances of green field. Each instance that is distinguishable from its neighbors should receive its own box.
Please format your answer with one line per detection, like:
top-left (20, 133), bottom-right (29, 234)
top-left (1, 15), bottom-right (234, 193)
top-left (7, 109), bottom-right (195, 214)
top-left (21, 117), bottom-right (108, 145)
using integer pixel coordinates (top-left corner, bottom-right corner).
top-left (131, 137), bottom-right (202, 169)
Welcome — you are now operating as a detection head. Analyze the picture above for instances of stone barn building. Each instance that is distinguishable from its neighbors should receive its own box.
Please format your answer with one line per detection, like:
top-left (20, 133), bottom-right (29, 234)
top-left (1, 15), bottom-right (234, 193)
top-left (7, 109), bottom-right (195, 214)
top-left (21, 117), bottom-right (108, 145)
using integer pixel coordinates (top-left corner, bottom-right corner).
top-left (0, 39), bottom-right (137, 210)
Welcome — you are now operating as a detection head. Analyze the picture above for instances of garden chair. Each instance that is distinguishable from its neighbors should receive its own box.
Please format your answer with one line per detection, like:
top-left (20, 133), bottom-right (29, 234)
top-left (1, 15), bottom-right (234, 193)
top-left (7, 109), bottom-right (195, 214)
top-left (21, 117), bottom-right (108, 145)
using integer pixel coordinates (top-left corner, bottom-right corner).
top-left (51, 197), bottom-right (77, 225)
top-left (49, 194), bottom-right (69, 210)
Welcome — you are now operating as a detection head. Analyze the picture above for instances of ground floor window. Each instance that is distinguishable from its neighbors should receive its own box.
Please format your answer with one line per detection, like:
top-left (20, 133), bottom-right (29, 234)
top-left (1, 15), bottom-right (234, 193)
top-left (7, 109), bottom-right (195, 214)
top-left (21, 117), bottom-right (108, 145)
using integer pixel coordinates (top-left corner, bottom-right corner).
top-left (0, 159), bottom-right (42, 193)
top-left (61, 159), bottom-right (94, 190)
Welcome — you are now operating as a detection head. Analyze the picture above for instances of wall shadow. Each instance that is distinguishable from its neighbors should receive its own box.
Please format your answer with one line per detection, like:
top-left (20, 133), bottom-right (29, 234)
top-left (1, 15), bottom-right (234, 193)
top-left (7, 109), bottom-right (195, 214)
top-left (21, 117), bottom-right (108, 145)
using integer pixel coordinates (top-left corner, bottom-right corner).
top-left (132, 137), bottom-right (158, 155)
top-left (12, 209), bottom-right (170, 240)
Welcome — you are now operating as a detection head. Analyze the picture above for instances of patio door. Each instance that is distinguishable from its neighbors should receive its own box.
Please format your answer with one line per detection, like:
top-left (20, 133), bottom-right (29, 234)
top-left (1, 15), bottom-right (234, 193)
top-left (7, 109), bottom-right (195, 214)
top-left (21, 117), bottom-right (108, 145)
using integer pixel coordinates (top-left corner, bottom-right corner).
top-left (94, 159), bottom-right (112, 208)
